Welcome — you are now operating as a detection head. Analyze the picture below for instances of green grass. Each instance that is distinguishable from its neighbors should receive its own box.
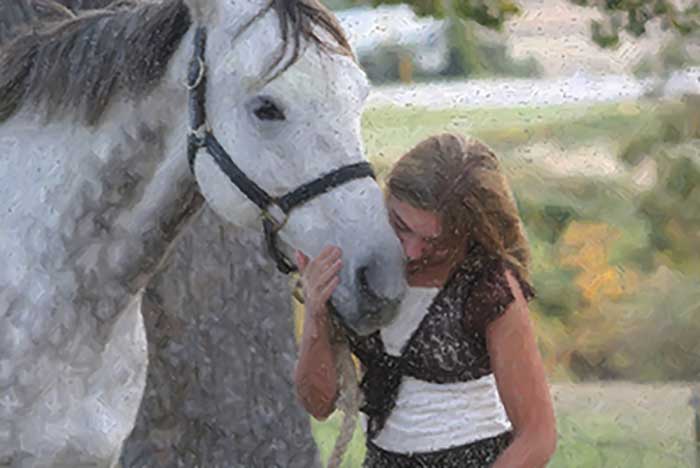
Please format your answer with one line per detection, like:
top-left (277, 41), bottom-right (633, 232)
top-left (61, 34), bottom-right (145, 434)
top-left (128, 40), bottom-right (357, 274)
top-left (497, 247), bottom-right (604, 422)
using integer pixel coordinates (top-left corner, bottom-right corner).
top-left (311, 414), bottom-right (695, 468)
top-left (550, 383), bottom-right (696, 468)
top-left (553, 414), bottom-right (693, 468)
top-left (310, 384), bottom-right (697, 467)
top-left (310, 413), bottom-right (366, 468)
top-left (362, 99), bottom-right (683, 177)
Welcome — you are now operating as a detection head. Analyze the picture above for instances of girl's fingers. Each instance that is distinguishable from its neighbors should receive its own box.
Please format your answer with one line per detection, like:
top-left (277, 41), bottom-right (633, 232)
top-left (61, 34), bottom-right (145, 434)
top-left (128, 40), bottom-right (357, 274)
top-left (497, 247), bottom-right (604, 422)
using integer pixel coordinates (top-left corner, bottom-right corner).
top-left (306, 255), bottom-right (342, 291)
top-left (304, 261), bottom-right (341, 303)
top-left (315, 246), bottom-right (342, 269)
top-left (319, 276), bottom-right (340, 303)
top-left (305, 246), bottom-right (341, 281)
top-left (295, 251), bottom-right (309, 273)
top-left (316, 258), bottom-right (342, 287)
top-left (319, 245), bottom-right (341, 258)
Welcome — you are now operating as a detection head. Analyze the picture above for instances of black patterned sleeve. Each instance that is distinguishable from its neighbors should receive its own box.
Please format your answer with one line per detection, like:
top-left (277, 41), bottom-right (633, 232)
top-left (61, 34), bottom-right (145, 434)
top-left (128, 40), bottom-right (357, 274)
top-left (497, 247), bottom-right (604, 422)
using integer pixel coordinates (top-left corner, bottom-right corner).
top-left (464, 260), bottom-right (536, 333)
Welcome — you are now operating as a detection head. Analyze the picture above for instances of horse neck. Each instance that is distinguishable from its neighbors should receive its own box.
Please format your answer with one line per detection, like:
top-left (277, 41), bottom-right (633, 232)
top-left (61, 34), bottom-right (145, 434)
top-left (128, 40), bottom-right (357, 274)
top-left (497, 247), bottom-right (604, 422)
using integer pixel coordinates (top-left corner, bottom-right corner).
top-left (21, 25), bottom-right (204, 301)
top-left (91, 27), bottom-right (205, 294)
top-left (0, 25), bottom-right (204, 348)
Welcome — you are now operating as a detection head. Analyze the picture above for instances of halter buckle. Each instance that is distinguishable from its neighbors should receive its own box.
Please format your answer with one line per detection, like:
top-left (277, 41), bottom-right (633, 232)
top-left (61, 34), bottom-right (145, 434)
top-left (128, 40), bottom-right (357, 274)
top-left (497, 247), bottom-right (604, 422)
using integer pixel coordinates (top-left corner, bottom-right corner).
top-left (262, 203), bottom-right (287, 230)
top-left (188, 123), bottom-right (209, 142)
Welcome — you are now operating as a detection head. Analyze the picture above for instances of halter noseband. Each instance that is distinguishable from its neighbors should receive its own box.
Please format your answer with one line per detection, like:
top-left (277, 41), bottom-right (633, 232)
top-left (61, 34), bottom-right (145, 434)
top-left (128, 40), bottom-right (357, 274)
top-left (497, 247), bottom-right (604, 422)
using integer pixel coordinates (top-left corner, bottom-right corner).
top-left (186, 27), bottom-right (375, 274)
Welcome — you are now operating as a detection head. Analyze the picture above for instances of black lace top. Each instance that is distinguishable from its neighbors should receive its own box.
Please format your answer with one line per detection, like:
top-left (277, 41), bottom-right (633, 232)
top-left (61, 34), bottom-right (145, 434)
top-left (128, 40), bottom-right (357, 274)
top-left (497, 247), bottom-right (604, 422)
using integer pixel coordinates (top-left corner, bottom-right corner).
top-left (345, 242), bottom-right (535, 440)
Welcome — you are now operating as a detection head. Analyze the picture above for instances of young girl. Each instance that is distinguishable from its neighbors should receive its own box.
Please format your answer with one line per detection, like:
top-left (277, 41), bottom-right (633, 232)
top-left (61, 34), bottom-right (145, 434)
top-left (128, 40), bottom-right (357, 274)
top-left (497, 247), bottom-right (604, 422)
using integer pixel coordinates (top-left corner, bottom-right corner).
top-left (295, 134), bottom-right (557, 467)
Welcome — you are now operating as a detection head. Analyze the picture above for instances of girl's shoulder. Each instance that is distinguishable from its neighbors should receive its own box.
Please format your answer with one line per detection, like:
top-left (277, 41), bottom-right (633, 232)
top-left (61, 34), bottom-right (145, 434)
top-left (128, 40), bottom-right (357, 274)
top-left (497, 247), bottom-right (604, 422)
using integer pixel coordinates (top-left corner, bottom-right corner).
top-left (460, 256), bottom-right (536, 332)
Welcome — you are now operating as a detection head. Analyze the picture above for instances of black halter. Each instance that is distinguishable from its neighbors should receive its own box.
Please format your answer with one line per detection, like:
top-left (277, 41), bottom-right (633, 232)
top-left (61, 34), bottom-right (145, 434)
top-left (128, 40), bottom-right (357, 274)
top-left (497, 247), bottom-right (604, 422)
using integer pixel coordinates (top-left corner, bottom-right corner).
top-left (186, 27), bottom-right (375, 274)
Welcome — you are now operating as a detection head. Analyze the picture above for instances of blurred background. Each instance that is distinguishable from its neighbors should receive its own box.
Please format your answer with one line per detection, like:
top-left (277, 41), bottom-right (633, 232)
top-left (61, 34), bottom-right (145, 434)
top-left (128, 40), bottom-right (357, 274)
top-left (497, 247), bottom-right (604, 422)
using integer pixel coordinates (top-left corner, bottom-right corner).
top-left (304, 0), bottom-right (700, 466)
top-left (4, 0), bottom-right (697, 466)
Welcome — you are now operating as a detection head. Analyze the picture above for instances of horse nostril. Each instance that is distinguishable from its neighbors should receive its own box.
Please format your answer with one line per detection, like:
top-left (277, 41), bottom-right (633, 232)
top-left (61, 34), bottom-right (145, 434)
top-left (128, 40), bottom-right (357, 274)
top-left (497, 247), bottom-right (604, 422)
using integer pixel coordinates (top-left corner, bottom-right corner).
top-left (357, 266), bottom-right (379, 303)
top-left (357, 267), bottom-right (383, 307)
top-left (354, 263), bottom-right (404, 330)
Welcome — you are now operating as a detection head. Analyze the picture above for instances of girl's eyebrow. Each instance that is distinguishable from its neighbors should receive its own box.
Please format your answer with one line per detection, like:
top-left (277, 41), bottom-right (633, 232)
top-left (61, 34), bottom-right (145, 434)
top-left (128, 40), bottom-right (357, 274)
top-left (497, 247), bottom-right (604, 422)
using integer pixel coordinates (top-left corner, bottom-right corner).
top-left (390, 209), bottom-right (410, 231)
top-left (390, 209), bottom-right (441, 242)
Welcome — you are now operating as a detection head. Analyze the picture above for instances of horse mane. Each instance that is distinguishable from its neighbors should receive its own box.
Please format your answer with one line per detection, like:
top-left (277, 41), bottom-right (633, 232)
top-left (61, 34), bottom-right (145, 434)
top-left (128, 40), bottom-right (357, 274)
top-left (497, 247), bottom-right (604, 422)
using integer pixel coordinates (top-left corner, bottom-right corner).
top-left (0, 0), bottom-right (353, 126)
top-left (0, 0), bottom-right (117, 45)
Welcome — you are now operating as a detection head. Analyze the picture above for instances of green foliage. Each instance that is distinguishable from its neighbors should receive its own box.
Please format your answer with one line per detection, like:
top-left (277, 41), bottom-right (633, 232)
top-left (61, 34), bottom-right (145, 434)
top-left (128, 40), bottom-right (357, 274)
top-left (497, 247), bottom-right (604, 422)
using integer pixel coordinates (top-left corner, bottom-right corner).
top-left (530, 268), bottom-right (581, 319)
top-left (638, 144), bottom-right (700, 265)
top-left (363, 99), bottom-right (700, 382)
top-left (357, 48), bottom-right (404, 84)
top-left (633, 30), bottom-right (700, 79)
top-left (566, 0), bottom-right (700, 48)
top-left (451, 0), bottom-right (520, 30)
top-left (618, 100), bottom-right (700, 270)
top-left (437, 17), bottom-right (542, 79)
top-left (591, 19), bottom-right (621, 48)
top-left (364, 0), bottom-right (533, 80)
top-left (367, 0), bottom-right (700, 50)
top-left (370, 0), bottom-right (520, 29)
top-left (591, 269), bottom-right (700, 381)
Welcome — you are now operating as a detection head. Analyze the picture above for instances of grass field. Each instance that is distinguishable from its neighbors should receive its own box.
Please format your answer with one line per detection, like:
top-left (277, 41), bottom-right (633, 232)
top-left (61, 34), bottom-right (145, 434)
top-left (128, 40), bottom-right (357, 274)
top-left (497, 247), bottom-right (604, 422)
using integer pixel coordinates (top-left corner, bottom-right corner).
top-left (311, 382), bottom-right (699, 468)
top-left (361, 99), bottom-right (683, 178)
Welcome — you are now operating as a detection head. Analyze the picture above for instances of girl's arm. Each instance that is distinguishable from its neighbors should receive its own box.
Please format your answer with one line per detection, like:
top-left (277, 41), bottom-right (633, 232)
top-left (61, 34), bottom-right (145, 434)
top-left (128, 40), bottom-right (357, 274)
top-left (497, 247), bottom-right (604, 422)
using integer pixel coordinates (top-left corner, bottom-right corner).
top-left (488, 269), bottom-right (557, 468)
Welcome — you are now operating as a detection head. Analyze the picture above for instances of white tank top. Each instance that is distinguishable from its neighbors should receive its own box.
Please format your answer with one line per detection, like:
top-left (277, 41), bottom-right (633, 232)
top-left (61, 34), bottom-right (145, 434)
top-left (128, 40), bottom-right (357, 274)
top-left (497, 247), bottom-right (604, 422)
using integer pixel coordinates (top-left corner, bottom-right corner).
top-left (362, 287), bottom-right (513, 454)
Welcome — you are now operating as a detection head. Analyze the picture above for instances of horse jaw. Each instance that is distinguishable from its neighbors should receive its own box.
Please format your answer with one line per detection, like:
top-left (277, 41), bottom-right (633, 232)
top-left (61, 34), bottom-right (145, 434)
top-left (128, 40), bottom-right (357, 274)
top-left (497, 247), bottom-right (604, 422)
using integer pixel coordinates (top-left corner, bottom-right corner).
top-left (185, 1), bottom-right (408, 333)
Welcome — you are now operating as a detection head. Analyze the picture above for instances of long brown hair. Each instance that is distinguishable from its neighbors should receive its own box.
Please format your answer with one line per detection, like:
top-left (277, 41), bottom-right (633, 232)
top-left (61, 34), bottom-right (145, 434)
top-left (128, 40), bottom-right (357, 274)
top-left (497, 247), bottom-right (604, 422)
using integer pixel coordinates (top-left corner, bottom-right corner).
top-left (386, 133), bottom-right (531, 280)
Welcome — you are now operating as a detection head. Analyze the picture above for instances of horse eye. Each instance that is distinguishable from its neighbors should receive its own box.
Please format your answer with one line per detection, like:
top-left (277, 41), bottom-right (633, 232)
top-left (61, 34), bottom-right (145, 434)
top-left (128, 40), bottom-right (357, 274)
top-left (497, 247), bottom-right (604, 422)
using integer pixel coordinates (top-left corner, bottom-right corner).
top-left (253, 97), bottom-right (285, 121)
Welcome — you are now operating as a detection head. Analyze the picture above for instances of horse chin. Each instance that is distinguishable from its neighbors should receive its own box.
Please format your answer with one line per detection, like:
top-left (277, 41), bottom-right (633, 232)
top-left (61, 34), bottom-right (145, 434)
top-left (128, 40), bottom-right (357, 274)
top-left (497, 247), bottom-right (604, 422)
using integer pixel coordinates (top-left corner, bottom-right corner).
top-left (330, 294), bottom-right (402, 337)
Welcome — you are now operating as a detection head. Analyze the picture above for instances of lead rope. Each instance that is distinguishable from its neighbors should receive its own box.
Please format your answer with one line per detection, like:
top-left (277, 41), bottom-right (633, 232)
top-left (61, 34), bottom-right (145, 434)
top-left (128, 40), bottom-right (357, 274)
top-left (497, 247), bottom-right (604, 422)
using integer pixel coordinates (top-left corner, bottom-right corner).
top-left (292, 279), bottom-right (362, 468)
top-left (327, 323), bottom-right (362, 468)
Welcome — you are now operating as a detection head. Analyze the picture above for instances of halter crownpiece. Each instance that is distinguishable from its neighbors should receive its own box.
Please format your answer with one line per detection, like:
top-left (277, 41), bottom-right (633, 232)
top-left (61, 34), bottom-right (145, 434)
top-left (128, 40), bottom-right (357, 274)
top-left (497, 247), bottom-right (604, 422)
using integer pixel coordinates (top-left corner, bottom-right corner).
top-left (185, 26), bottom-right (376, 274)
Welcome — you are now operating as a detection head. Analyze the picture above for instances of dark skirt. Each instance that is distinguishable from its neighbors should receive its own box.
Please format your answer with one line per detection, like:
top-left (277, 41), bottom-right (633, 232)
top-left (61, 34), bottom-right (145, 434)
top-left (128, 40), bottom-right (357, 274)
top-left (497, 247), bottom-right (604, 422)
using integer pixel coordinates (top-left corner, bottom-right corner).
top-left (363, 431), bottom-right (513, 468)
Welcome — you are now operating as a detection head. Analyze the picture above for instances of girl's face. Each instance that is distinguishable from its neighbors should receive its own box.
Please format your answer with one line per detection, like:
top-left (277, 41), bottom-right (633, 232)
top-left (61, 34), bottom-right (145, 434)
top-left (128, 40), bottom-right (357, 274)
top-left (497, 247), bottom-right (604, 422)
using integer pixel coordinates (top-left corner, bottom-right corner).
top-left (386, 195), bottom-right (461, 287)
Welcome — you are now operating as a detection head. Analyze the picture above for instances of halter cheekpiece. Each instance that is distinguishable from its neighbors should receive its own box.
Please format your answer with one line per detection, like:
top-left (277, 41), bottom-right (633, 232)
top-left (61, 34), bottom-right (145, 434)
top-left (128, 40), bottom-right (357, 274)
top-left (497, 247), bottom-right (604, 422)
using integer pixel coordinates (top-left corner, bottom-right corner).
top-left (185, 26), bottom-right (375, 274)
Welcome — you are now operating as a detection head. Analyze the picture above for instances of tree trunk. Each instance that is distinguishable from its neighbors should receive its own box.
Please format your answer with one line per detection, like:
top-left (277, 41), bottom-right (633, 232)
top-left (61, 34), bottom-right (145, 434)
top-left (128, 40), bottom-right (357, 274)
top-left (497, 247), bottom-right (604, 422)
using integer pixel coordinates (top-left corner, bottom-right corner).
top-left (120, 207), bottom-right (320, 468)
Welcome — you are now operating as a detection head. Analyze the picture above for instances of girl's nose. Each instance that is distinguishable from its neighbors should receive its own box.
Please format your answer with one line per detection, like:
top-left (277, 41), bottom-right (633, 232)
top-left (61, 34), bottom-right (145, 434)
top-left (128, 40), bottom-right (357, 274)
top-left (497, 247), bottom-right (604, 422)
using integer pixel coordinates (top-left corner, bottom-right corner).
top-left (401, 236), bottom-right (427, 261)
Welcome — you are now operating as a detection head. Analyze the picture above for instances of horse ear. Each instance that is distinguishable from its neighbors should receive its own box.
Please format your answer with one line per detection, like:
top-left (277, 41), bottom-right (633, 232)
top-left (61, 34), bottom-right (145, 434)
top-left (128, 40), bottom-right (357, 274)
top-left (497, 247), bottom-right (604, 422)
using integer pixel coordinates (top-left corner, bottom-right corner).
top-left (183, 0), bottom-right (218, 24)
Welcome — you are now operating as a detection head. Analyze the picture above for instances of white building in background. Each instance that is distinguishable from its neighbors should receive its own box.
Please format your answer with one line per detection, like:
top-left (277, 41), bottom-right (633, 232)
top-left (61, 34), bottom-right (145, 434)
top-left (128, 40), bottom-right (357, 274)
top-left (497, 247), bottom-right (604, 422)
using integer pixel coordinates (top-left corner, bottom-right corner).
top-left (336, 5), bottom-right (450, 75)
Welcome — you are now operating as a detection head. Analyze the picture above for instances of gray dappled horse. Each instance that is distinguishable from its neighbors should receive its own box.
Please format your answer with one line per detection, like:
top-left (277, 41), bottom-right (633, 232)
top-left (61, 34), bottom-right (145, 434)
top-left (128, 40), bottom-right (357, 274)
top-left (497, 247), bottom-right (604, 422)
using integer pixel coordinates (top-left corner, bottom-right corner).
top-left (0, 0), bottom-right (407, 465)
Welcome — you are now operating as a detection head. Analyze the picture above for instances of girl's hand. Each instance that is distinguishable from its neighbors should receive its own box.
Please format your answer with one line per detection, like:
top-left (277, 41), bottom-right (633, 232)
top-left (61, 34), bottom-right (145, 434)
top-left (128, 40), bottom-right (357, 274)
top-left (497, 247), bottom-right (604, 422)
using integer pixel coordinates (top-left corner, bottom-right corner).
top-left (295, 246), bottom-right (342, 319)
top-left (293, 246), bottom-right (343, 420)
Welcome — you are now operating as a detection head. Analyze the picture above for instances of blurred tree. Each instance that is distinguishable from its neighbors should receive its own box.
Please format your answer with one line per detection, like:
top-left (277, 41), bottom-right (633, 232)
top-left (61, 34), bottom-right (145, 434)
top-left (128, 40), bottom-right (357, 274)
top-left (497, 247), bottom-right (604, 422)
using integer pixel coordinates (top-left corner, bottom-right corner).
top-left (366, 0), bottom-right (700, 78)
top-left (633, 31), bottom-right (700, 80)
top-left (358, 0), bottom-right (538, 79)
top-left (569, 0), bottom-right (700, 48)
top-left (369, 0), bottom-right (699, 43)
top-left (369, 0), bottom-right (519, 27)
top-left (576, 0), bottom-right (700, 99)
top-left (568, 0), bottom-right (700, 302)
